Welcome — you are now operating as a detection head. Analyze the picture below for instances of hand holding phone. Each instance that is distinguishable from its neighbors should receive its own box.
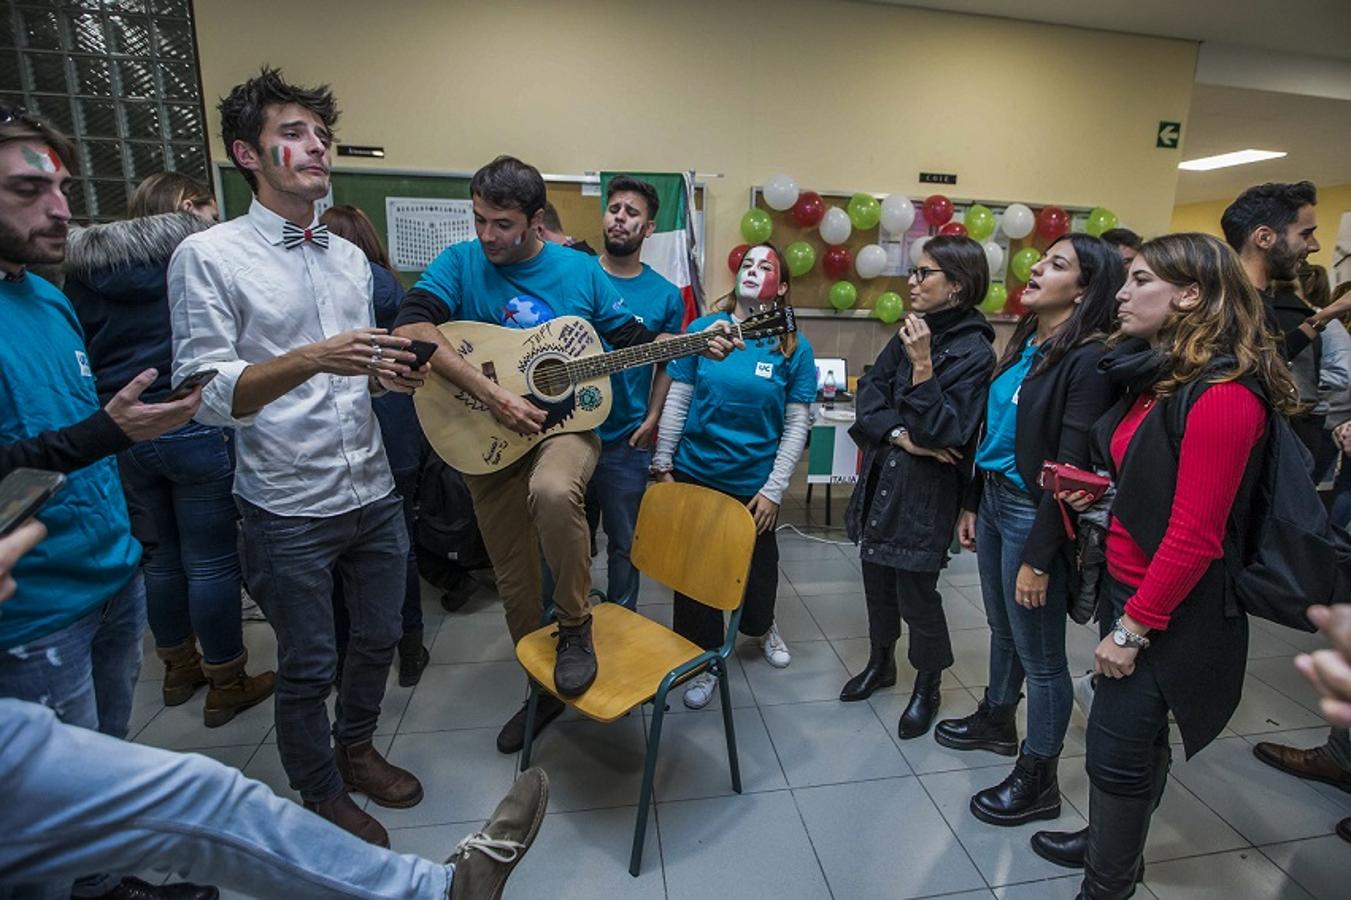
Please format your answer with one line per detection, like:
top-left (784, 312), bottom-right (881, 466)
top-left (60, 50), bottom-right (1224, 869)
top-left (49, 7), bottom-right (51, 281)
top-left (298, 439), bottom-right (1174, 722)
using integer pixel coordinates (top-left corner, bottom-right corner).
top-left (407, 340), bottom-right (438, 368)
top-left (0, 469), bottom-right (65, 536)
top-left (165, 369), bottom-right (218, 402)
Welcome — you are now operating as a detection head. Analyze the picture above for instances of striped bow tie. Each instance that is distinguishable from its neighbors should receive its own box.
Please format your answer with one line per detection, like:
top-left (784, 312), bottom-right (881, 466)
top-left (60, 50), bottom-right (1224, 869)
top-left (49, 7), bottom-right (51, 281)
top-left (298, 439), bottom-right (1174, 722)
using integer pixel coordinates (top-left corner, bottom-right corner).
top-left (281, 222), bottom-right (330, 250)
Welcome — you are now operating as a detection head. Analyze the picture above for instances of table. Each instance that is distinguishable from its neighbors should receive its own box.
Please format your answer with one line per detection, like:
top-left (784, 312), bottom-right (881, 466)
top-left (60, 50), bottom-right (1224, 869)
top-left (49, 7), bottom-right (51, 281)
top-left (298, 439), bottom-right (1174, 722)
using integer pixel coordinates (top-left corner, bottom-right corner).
top-left (804, 404), bottom-right (860, 525)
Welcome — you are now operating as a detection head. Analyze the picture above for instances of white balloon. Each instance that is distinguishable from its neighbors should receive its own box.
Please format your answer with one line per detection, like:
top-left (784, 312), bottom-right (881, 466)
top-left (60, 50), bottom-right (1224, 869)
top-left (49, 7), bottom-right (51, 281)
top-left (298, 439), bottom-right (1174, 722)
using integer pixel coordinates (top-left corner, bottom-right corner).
top-left (856, 243), bottom-right (887, 279)
top-left (819, 207), bottom-right (852, 244)
top-left (909, 236), bottom-right (930, 268)
top-left (762, 174), bottom-right (800, 211)
top-left (983, 241), bottom-right (1005, 275)
top-left (1000, 203), bottom-right (1035, 240)
top-left (880, 194), bottom-right (916, 234)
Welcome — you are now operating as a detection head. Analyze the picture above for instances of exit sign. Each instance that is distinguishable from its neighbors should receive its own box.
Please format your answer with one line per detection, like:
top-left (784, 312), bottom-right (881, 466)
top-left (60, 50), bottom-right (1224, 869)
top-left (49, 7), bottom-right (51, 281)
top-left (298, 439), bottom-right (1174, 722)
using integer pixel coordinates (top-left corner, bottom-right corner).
top-left (1157, 122), bottom-right (1181, 149)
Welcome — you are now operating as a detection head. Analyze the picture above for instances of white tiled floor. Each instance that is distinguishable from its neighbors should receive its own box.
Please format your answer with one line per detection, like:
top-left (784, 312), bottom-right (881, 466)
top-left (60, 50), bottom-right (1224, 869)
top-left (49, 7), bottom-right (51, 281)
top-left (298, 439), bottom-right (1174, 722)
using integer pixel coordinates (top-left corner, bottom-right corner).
top-left (130, 495), bottom-right (1351, 899)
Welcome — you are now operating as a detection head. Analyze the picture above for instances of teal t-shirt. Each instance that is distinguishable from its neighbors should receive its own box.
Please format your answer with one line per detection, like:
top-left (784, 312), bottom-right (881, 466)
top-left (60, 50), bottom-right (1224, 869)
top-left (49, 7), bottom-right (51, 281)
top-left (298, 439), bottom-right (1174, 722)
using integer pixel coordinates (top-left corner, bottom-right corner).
top-left (668, 311), bottom-right (817, 497)
top-left (974, 337), bottom-right (1040, 489)
top-left (0, 274), bottom-right (141, 649)
top-left (595, 263), bottom-right (685, 446)
top-left (414, 240), bottom-right (634, 335)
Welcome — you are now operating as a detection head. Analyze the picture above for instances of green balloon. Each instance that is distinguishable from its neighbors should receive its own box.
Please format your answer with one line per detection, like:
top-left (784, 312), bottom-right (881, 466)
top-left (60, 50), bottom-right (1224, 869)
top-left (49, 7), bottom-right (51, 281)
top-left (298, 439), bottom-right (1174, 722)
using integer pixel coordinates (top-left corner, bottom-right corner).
top-left (847, 193), bottom-right (881, 230)
top-left (1010, 247), bottom-right (1041, 283)
top-left (1086, 207), bottom-right (1119, 237)
top-left (740, 208), bottom-right (772, 244)
top-left (964, 204), bottom-right (996, 242)
top-left (784, 240), bottom-right (816, 277)
top-left (980, 282), bottom-right (1008, 314)
top-left (874, 291), bottom-right (904, 324)
top-left (829, 280), bottom-right (858, 310)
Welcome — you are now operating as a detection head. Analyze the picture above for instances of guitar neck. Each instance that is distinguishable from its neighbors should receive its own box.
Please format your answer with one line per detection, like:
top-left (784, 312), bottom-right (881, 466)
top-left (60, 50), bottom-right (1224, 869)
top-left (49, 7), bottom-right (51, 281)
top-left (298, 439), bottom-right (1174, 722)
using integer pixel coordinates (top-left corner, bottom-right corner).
top-left (564, 322), bottom-right (744, 384)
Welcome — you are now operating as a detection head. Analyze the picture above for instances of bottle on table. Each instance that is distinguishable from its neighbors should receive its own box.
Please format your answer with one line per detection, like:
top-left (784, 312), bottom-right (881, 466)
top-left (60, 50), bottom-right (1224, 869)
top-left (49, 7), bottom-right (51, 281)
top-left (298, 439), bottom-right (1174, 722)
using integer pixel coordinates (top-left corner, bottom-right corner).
top-left (824, 371), bottom-right (837, 409)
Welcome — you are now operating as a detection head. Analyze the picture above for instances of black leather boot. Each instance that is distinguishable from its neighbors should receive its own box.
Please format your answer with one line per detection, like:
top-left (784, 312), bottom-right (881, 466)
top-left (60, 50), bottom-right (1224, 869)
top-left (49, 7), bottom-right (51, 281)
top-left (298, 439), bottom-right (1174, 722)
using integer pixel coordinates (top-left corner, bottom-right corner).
top-left (896, 670), bottom-right (942, 739)
top-left (934, 690), bottom-right (1019, 756)
top-left (1079, 785), bottom-right (1154, 899)
top-left (971, 749), bottom-right (1060, 826)
top-left (840, 641), bottom-right (897, 702)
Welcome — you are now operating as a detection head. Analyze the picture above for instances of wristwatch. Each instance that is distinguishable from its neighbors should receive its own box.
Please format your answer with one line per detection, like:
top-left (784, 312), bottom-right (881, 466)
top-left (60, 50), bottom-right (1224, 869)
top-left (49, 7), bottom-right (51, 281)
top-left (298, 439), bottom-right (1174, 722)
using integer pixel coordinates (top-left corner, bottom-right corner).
top-left (1305, 315), bottom-right (1329, 334)
top-left (1029, 566), bottom-right (1047, 577)
top-left (889, 427), bottom-right (906, 444)
top-left (1111, 617), bottom-right (1151, 650)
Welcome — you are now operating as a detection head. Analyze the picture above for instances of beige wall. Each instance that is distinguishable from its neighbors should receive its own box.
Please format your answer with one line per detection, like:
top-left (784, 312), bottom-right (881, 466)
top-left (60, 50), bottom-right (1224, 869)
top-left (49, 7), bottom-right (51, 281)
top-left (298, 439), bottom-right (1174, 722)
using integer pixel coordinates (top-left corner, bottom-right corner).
top-left (193, 0), bottom-right (1196, 362)
top-left (1170, 182), bottom-right (1351, 275)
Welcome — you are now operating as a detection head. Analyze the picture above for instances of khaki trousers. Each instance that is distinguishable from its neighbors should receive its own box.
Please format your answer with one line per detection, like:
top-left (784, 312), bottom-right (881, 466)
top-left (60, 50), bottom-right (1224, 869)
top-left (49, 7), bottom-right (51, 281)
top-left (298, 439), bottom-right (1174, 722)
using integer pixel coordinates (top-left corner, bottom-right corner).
top-left (463, 432), bottom-right (600, 642)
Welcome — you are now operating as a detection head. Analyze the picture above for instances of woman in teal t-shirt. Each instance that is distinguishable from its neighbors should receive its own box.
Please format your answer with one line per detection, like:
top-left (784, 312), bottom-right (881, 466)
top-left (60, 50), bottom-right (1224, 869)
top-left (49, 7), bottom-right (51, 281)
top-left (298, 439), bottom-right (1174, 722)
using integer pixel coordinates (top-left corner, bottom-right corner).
top-left (651, 243), bottom-right (816, 709)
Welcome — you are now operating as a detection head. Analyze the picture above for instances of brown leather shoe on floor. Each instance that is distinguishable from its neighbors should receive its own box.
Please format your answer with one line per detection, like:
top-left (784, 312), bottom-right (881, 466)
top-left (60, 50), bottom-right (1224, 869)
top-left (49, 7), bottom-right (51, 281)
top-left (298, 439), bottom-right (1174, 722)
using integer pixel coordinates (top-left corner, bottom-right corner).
top-left (201, 650), bottom-right (275, 728)
top-left (304, 791), bottom-right (389, 847)
top-left (1252, 742), bottom-right (1351, 793)
top-left (446, 767), bottom-right (549, 900)
top-left (156, 637), bottom-right (207, 707)
top-left (336, 739), bottom-right (424, 808)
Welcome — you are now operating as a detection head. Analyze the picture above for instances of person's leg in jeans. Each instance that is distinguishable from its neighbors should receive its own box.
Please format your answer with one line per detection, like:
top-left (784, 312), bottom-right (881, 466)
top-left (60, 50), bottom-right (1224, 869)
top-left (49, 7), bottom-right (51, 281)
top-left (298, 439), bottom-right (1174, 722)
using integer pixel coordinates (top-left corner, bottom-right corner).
top-left (123, 452), bottom-right (193, 653)
top-left (88, 574), bottom-right (147, 741)
top-left (392, 467), bottom-right (425, 638)
top-left (590, 440), bottom-right (651, 610)
top-left (977, 483), bottom-right (1025, 710)
top-left (1331, 455), bottom-right (1351, 532)
top-left (527, 433), bottom-right (600, 630)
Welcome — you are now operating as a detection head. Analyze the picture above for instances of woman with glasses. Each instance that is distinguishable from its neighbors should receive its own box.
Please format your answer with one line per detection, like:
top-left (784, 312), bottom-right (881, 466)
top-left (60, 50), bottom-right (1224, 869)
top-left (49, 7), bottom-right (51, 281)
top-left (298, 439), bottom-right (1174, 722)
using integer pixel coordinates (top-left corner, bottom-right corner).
top-left (842, 236), bottom-right (996, 739)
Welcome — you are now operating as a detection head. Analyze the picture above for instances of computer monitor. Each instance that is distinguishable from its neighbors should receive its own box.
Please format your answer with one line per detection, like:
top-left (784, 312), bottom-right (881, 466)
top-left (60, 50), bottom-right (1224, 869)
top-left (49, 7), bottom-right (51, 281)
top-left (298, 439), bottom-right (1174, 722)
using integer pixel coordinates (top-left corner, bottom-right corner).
top-left (814, 357), bottom-right (848, 391)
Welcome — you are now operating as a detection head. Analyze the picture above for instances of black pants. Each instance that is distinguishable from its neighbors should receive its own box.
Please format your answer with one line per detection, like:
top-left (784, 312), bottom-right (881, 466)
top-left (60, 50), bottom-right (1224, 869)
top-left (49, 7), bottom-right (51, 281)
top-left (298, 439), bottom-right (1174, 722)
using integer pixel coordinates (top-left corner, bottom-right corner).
top-left (861, 560), bottom-right (953, 673)
top-left (1085, 576), bottom-right (1171, 798)
top-left (670, 470), bottom-right (779, 650)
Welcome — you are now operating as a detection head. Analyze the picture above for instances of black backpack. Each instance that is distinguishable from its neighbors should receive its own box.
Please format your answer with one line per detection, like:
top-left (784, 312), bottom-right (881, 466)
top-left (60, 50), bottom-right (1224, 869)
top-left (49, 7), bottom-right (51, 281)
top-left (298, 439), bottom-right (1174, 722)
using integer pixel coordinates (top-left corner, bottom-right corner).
top-left (414, 451), bottom-right (491, 581)
top-left (1167, 381), bottom-right (1351, 632)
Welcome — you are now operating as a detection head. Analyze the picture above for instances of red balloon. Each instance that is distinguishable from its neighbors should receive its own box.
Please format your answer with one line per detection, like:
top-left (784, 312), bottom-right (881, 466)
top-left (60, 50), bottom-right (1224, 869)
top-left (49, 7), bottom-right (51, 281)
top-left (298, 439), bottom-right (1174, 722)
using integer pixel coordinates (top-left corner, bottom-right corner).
top-left (822, 244), bottom-right (853, 280)
top-left (922, 194), bottom-right (954, 226)
top-left (1036, 206), bottom-right (1069, 240)
top-left (727, 243), bottom-right (750, 273)
top-left (938, 222), bottom-right (967, 237)
top-left (790, 191), bottom-right (826, 228)
top-left (1006, 285), bottom-right (1027, 316)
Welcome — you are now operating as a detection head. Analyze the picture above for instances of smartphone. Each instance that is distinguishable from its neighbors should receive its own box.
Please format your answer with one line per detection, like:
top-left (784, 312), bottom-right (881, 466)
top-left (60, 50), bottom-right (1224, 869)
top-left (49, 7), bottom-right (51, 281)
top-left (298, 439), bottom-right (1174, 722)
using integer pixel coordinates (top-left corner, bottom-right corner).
top-left (0, 469), bottom-right (65, 536)
top-left (407, 340), bottom-right (438, 368)
top-left (164, 369), bottom-right (218, 402)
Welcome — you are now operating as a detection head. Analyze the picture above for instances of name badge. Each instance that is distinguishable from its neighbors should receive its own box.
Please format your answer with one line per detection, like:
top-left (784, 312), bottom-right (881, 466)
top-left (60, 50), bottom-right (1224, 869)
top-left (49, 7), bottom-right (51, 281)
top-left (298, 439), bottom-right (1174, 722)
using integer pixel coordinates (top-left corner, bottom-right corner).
top-left (755, 361), bottom-right (774, 379)
top-left (75, 350), bottom-right (92, 377)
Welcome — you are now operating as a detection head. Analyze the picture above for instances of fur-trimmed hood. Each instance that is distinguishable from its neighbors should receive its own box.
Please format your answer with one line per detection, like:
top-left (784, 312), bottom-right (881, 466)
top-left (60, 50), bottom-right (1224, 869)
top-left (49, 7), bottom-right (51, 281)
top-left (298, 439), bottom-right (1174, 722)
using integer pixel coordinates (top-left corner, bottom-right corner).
top-left (64, 212), bottom-right (210, 303)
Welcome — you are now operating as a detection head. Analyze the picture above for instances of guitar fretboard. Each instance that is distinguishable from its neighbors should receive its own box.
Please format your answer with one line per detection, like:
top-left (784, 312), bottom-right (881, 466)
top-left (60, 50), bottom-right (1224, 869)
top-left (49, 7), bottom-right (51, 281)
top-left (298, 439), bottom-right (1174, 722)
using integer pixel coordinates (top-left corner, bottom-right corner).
top-left (561, 322), bottom-right (747, 384)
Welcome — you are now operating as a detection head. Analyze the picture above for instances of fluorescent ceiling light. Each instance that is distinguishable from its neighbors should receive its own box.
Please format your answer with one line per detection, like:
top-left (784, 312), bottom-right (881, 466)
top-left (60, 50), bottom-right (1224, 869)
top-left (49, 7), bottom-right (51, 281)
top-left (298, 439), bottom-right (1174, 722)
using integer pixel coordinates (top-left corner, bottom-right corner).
top-left (1178, 149), bottom-right (1287, 171)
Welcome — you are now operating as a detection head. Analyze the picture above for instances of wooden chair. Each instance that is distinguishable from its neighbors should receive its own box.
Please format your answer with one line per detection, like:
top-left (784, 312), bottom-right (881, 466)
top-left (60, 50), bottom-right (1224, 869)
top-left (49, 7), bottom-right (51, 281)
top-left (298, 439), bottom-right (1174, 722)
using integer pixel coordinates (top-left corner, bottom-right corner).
top-left (516, 481), bottom-right (757, 876)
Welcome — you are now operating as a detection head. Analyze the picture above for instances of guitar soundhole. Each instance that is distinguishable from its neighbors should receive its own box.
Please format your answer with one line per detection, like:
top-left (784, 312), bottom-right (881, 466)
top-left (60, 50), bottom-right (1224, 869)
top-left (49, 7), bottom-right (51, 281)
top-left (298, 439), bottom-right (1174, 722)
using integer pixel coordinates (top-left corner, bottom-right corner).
top-left (530, 356), bottom-right (572, 401)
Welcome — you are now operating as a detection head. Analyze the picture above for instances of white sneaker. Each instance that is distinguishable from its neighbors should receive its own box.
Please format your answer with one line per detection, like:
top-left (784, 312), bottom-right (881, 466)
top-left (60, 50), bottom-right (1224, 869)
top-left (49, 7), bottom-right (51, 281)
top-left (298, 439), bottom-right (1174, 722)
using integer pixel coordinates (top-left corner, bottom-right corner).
top-left (683, 672), bottom-right (718, 709)
top-left (761, 623), bottom-right (791, 668)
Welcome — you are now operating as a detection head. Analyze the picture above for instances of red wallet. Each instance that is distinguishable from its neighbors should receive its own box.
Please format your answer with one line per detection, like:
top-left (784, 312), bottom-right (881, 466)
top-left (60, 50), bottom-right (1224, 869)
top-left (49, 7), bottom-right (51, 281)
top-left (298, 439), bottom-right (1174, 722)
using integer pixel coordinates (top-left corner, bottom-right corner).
top-left (1038, 462), bottom-right (1111, 540)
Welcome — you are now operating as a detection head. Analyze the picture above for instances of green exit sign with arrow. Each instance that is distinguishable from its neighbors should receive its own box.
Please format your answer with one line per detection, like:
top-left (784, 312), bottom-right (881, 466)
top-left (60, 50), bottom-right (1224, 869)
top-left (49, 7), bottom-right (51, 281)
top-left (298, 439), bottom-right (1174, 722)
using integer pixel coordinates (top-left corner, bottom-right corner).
top-left (1157, 121), bottom-right (1181, 149)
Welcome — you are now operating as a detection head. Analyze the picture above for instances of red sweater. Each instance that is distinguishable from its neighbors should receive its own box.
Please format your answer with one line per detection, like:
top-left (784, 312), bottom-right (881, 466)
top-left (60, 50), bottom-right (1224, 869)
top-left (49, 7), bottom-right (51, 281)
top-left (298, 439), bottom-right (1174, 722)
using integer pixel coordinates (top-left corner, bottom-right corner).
top-left (1106, 383), bottom-right (1266, 630)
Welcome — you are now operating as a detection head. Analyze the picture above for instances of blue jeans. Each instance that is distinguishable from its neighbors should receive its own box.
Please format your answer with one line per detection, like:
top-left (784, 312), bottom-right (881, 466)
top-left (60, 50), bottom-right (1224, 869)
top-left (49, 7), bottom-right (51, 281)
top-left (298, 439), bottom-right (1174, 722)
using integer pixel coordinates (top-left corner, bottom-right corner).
top-left (1331, 455), bottom-right (1351, 532)
top-left (122, 423), bottom-right (243, 664)
top-left (588, 440), bottom-right (651, 609)
top-left (976, 476), bottom-right (1073, 759)
top-left (237, 493), bottom-right (407, 804)
top-left (0, 699), bottom-right (450, 899)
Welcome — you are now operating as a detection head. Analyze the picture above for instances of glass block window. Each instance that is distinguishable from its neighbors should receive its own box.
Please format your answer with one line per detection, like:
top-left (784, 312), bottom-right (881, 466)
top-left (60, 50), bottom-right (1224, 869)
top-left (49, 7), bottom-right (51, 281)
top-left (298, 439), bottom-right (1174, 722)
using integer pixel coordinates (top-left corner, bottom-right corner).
top-left (0, 1), bottom-right (210, 222)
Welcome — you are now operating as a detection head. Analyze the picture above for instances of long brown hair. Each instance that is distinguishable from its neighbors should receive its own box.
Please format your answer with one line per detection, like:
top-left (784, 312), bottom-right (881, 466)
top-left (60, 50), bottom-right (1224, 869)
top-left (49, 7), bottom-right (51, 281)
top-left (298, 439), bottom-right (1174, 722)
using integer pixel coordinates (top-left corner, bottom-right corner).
top-left (714, 242), bottom-right (797, 357)
top-left (1125, 232), bottom-right (1300, 414)
top-left (319, 205), bottom-right (392, 271)
top-left (127, 172), bottom-right (213, 218)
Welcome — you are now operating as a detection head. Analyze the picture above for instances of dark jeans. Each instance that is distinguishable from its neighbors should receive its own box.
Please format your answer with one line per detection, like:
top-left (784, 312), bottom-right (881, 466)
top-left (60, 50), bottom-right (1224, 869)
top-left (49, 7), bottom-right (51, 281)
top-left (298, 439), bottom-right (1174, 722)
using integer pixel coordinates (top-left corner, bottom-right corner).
top-left (670, 470), bottom-right (779, 650)
top-left (861, 561), bottom-right (953, 672)
top-left (976, 476), bottom-right (1072, 758)
top-left (122, 423), bottom-right (243, 664)
top-left (237, 492), bottom-right (407, 804)
top-left (1331, 454), bottom-right (1351, 532)
top-left (1084, 576), bottom-right (1171, 798)
top-left (587, 440), bottom-right (651, 610)
top-left (334, 468), bottom-right (424, 663)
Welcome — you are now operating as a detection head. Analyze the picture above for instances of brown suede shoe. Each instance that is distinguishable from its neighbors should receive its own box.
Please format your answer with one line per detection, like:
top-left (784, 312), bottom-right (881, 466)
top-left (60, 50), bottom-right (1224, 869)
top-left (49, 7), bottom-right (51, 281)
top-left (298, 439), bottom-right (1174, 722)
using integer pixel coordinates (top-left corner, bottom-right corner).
top-left (446, 767), bottom-right (548, 900)
top-left (1252, 742), bottom-right (1351, 793)
top-left (156, 637), bottom-right (207, 707)
top-left (202, 650), bottom-right (275, 728)
top-left (304, 791), bottom-right (389, 847)
top-left (336, 739), bottom-right (424, 808)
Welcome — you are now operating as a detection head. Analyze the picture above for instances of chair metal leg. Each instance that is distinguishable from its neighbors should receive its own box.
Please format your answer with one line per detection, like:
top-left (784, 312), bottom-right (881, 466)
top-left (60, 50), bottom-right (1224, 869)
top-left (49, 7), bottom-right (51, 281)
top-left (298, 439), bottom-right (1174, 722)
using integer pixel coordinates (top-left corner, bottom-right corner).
top-left (630, 687), bottom-right (670, 876)
top-left (520, 683), bottom-right (540, 772)
top-left (716, 662), bottom-right (742, 794)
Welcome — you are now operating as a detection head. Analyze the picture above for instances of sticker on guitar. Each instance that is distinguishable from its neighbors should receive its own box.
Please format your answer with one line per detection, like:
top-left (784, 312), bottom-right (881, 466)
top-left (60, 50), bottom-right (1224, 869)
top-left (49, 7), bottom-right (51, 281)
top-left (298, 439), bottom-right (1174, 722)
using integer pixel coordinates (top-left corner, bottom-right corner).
top-left (453, 390), bottom-right (490, 412)
top-left (483, 436), bottom-right (509, 467)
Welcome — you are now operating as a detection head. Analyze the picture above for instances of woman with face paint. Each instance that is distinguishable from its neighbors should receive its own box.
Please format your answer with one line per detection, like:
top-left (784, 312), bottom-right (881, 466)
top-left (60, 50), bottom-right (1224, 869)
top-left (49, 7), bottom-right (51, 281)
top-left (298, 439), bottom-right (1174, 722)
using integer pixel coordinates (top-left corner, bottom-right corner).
top-left (651, 243), bottom-right (817, 707)
top-left (933, 234), bottom-right (1122, 829)
top-left (1031, 233), bottom-right (1299, 898)
top-left (842, 235), bottom-right (996, 739)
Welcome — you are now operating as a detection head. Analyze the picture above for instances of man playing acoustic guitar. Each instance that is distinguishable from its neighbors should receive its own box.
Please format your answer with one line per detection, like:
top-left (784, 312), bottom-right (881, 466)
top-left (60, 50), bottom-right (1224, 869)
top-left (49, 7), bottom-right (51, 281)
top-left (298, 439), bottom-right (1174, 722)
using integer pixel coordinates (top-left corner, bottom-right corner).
top-left (395, 156), bottom-right (738, 755)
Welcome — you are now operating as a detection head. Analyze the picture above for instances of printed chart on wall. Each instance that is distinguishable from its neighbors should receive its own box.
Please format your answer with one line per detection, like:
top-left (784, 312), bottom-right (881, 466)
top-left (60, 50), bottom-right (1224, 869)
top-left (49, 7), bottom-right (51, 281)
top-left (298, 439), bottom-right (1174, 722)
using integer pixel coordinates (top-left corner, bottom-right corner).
top-left (386, 198), bottom-right (475, 271)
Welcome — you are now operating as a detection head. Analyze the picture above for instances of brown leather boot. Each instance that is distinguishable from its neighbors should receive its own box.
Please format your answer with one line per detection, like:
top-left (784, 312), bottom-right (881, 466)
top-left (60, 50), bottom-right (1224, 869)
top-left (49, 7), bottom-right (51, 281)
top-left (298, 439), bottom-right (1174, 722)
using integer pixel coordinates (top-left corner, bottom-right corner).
top-left (155, 637), bottom-right (207, 707)
top-left (336, 739), bottom-right (424, 809)
top-left (1252, 741), bottom-right (1351, 792)
top-left (303, 791), bottom-right (389, 847)
top-left (201, 650), bottom-right (275, 728)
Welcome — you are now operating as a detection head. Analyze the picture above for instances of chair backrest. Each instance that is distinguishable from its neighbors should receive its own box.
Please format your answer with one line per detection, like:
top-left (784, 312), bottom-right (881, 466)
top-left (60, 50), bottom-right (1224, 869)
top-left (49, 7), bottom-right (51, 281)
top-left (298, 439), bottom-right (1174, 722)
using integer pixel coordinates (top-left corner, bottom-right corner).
top-left (632, 482), bottom-right (757, 612)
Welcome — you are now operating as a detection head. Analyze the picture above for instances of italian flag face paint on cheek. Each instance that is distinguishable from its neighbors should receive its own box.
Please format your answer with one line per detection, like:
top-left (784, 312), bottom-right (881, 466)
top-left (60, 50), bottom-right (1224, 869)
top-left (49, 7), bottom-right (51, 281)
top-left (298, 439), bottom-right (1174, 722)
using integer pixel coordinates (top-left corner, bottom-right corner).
top-left (757, 264), bottom-right (781, 301)
top-left (270, 146), bottom-right (292, 167)
top-left (20, 145), bottom-right (59, 174)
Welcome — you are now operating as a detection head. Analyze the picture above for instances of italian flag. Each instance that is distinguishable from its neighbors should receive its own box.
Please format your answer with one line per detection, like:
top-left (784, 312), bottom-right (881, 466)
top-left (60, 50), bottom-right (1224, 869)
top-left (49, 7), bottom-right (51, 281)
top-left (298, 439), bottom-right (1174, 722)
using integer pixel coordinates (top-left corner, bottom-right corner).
top-left (807, 425), bottom-right (863, 484)
top-left (601, 171), bottom-right (704, 327)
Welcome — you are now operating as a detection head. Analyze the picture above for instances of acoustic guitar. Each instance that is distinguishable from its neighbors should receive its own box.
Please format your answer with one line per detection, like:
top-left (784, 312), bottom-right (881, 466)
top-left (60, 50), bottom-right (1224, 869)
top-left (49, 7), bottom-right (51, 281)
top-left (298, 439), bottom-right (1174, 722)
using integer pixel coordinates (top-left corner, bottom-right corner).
top-left (414, 307), bottom-right (796, 475)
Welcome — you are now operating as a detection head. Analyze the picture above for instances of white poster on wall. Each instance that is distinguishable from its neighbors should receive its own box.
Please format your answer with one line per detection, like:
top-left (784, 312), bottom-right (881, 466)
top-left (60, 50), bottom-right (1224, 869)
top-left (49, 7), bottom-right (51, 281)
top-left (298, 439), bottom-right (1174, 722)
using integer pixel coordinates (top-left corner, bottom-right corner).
top-left (385, 197), bottom-right (475, 271)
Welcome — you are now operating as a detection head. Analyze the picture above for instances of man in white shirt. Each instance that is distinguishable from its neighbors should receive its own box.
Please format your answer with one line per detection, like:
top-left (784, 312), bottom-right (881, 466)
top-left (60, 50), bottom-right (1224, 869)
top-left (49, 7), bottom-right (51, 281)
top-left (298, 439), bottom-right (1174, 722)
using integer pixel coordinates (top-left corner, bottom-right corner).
top-left (169, 68), bottom-right (426, 848)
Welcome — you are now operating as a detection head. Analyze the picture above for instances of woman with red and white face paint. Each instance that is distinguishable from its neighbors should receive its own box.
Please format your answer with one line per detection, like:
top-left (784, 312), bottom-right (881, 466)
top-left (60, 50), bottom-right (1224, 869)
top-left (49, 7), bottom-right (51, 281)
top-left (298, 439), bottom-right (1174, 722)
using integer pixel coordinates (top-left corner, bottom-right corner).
top-left (651, 243), bottom-right (818, 709)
